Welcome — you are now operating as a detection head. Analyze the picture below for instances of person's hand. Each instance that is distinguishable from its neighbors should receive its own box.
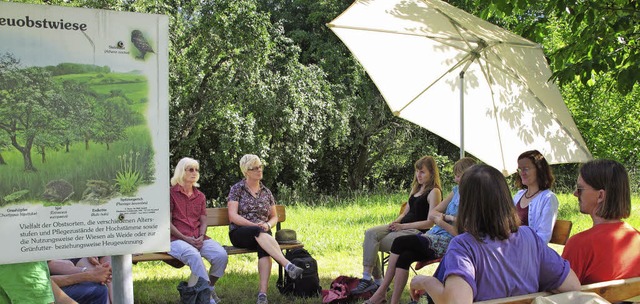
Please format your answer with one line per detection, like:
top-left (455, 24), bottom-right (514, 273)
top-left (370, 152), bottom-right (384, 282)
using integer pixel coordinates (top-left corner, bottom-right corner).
top-left (389, 222), bottom-right (403, 231)
top-left (193, 235), bottom-right (204, 250)
top-left (86, 257), bottom-right (100, 266)
top-left (409, 275), bottom-right (429, 300)
top-left (184, 236), bottom-right (203, 250)
top-left (86, 264), bottom-right (112, 285)
top-left (259, 222), bottom-right (269, 232)
top-left (428, 211), bottom-right (443, 223)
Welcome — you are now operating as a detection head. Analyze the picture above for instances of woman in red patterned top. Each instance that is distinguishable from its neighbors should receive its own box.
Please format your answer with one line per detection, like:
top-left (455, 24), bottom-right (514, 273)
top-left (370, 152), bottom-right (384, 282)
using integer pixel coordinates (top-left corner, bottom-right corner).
top-left (169, 157), bottom-right (228, 304)
top-left (227, 154), bottom-right (303, 304)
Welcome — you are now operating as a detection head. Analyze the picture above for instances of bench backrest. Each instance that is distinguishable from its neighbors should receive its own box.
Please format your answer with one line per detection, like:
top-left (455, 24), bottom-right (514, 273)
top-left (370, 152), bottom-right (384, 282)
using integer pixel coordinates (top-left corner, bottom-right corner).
top-left (549, 219), bottom-right (572, 245)
top-left (205, 205), bottom-right (287, 227)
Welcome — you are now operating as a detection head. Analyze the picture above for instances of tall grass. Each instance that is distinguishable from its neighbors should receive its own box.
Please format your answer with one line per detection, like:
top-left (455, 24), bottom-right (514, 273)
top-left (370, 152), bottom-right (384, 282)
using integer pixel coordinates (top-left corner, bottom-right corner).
top-left (132, 193), bottom-right (640, 304)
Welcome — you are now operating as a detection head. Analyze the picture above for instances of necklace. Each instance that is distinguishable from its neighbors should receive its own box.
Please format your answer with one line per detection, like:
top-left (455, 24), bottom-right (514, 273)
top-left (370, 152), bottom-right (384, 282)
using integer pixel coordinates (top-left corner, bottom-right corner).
top-left (524, 189), bottom-right (541, 199)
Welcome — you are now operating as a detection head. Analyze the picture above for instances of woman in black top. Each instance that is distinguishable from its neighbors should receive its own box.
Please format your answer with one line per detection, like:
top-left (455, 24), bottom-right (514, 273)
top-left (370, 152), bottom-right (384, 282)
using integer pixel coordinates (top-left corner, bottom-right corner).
top-left (352, 156), bottom-right (442, 295)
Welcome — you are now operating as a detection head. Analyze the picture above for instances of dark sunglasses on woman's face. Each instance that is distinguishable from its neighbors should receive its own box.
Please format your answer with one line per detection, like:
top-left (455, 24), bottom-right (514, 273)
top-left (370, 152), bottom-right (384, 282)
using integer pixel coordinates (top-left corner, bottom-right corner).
top-left (186, 167), bottom-right (199, 173)
top-left (248, 165), bottom-right (263, 171)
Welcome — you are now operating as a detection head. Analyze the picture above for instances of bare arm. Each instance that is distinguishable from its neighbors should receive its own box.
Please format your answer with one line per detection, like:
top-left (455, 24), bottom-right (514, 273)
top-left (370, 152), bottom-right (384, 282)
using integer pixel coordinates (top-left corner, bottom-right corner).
top-left (411, 274), bottom-right (473, 304)
top-left (552, 269), bottom-right (581, 294)
top-left (50, 265), bottom-right (111, 287)
top-left (51, 279), bottom-right (77, 304)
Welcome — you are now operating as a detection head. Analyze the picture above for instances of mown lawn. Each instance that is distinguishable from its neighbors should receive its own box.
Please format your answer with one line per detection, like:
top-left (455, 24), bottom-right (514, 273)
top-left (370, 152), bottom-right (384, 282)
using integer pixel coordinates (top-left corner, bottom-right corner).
top-left (132, 193), bottom-right (640, 303)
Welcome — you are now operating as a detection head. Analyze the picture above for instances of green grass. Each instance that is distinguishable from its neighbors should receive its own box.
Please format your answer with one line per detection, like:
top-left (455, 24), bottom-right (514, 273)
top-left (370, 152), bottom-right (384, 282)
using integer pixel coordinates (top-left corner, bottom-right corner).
top-left (0, 71), bottom-right (154, 204)
top-left (0, 126), bottom-right (154, 204)
top-left (132, 193), bottom-right (640, 303)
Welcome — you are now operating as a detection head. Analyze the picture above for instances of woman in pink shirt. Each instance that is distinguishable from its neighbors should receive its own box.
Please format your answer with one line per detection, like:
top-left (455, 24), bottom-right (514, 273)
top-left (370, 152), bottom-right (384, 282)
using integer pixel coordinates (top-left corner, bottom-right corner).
top-left (168, 157), bottom-right (228, 304)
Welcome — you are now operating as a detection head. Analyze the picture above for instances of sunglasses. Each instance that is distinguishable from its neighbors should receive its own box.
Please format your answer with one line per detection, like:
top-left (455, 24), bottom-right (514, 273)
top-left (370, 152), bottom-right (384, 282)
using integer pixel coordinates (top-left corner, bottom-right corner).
top-left (186, 167), bottom-right (199, 173)
top-left (248, 165), bottom-right (263, 171)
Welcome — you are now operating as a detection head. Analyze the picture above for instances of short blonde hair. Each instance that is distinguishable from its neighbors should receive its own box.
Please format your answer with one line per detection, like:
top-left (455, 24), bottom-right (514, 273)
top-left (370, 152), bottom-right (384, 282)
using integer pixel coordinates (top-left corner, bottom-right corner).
top-left (239, 154), bottom-right (262, 177)
top-left (171, 157), bottom-right (200, 187)
top-left (453, 157), bottom-right (477, 176)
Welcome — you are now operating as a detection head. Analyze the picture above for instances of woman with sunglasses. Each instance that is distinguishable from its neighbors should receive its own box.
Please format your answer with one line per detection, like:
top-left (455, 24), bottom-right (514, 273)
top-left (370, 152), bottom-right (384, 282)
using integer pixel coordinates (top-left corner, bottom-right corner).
top-left (513, 150), bottom-right (559, 243)
top-left (410, 165), bottom-right (580, 302)
top-left (562, 159), bottom-right (640, 284)
top-left (169, 157), bottom-right (228, 304)
top-left (227, 154), bottom-right (304, 304)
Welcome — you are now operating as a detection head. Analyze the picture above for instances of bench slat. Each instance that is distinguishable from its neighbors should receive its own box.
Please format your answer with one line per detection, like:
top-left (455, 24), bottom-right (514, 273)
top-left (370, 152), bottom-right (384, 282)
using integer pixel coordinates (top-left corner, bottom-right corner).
top-left (133, 205), bottom-right (299, 264)
top-left (474, 277), bottom-right (640, 304)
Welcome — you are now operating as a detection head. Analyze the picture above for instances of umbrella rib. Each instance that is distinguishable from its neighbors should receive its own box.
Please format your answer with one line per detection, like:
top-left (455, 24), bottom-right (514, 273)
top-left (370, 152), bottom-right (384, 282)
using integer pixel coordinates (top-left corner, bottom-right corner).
top-left (395, 51), bottom-right (476, 114)
top-left (478, 46), bottom-right (591, 165)
top-left (476, 58), bottom-right (509, 172)
top-left (328, 24), bottom-right (539, 48)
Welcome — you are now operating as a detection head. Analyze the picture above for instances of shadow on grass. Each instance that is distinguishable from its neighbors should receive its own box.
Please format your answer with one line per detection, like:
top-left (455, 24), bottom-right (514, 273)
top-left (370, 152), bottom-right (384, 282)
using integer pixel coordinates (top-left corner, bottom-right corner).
top-left (133, 262), bottom-right (337, 304)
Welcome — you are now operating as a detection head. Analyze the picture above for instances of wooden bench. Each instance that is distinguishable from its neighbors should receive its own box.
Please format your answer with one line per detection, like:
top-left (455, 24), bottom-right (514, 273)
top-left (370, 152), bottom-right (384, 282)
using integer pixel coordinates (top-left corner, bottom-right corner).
top-left (132, 205), bottom-right (304, 283)
top-left (474, 276), bottom-right (640, 304)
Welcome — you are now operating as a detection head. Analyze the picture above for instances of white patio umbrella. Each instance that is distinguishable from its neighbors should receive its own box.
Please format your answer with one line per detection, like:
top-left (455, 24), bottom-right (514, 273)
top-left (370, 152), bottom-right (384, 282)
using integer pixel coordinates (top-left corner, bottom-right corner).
top-left (327, 0), bottom-right (592, 175)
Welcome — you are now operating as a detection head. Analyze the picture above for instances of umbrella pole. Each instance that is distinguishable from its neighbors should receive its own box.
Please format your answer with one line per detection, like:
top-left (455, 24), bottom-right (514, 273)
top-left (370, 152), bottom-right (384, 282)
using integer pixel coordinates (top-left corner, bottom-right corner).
top-left (459, 71), bottom-right (465, 159)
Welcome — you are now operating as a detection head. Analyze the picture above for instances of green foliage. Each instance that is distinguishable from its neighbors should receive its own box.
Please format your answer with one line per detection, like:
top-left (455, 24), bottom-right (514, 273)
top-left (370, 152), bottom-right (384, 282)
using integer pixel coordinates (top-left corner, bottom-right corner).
top-left (3, 189), bottom-right (29, 204)
top-left (457, 0), bottom-right (640, 95)
top-left (114, 150), bottom-right (142, 195)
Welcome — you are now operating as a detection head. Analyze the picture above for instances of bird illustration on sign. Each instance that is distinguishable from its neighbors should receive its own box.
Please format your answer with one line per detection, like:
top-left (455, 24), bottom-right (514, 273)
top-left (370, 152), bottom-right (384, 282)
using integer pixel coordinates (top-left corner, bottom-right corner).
top-left (130, 30), bottom-right (155, 60)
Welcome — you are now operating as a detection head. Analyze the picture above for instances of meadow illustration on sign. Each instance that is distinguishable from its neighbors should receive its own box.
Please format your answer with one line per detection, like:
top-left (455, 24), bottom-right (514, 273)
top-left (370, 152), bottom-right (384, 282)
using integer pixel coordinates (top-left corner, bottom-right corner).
top-left (0, 52), bottom-right (155, 206)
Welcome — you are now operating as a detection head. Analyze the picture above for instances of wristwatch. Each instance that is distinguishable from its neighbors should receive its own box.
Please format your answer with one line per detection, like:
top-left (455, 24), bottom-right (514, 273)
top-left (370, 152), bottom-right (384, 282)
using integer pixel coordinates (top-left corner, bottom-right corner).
top-left (81, 266), bottom-right (87, 272)
top-left (266, 222), bottom-right (272, 230)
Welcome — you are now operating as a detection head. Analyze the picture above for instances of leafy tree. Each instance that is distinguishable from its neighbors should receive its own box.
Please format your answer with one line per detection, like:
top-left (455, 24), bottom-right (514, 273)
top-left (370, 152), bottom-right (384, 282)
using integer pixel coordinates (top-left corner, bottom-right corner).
top-left (58, 80), bottom-right (99, 151)
top-left (93, 95), bottom-right (135, 150)
top-left (0, 53), bottom-right (65, 171)
top-left (457, 0), bottom-right (639, 95)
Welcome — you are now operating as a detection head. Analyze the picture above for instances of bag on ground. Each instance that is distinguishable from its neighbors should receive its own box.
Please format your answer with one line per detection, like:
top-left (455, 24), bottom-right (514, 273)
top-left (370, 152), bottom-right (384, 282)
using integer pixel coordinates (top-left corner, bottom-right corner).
top-left (277, 248), bottom-right (322, 298)
top-left (177, 277), bottom-right (211, 304)
top-left (322, 275), bottom-right (374, 304)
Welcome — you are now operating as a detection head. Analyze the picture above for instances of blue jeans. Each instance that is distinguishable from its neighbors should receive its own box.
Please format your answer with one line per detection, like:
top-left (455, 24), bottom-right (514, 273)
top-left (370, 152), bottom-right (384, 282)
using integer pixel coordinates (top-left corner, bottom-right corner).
top-left (62, 281), bottom-right (109, 304)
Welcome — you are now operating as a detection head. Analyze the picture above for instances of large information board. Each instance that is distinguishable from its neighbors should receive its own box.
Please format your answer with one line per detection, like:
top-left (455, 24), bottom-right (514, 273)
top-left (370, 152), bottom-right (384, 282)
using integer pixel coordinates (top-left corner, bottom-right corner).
top-left (0, 2), bottom-right (169, 264)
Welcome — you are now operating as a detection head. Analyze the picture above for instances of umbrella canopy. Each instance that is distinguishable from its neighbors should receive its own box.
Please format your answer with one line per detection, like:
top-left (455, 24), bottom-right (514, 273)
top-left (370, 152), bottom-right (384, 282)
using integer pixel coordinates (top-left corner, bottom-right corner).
top-left (328, 0), bottom-right (592, 175)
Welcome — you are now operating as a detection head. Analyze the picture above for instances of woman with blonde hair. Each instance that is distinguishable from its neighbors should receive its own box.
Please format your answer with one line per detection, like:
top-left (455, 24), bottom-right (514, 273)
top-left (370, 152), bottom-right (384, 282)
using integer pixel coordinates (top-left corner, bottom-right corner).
top-left (352, 156), bottom-right (442, 295)
top-left (227, 154), bottom-right (303, 304)
top-left (169, 157), bottom-right (228, 304)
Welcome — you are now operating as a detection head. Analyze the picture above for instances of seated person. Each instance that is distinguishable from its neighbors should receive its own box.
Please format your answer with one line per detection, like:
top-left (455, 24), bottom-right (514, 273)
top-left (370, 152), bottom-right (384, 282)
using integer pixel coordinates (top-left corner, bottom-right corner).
top-left (513, 150), bottom-right (559, 243)
top-left (227, 154), bottom-right (303, 304)
top-left (562, 159), bottom-right (640, 284)
top-left (169, 157), bottom-right (228, 304)
top-left (48, 258), bottom-right (110, 304)
top-left (410, 165), bottom-right (580, 303)
top-left (353, 155), bottom-right (442, 295)
top-left (365, 157), bottom-right (476, 304)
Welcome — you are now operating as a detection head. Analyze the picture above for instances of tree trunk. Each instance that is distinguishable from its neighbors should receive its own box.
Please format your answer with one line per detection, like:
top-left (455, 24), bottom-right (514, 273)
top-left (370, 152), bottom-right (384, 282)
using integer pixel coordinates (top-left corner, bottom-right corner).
top-left (40, 146), bottom-right (46, 163)
top-left (348, 140), bottom-right (370, 190)
top-left (85, 138), bottom-right (90, 150)
top-left (65, 139), bottom-right (70, 152)
top-left (10, 135), bottom-right (36, 172)
top-left (0, 152), bottom-right (6, 165)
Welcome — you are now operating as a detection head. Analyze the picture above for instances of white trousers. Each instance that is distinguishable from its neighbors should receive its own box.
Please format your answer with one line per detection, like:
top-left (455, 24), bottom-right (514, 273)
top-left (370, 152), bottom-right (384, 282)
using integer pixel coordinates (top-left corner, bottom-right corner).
top-left (169, 239), bottom-right (228, 283)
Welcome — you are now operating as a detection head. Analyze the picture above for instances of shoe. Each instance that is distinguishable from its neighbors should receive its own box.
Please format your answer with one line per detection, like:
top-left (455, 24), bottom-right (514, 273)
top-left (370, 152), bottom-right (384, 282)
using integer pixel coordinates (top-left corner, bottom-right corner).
top-left (363, 299), bottom-right (387, 304)
top-left (256, 293), bottom-right (268, 304)
top-left (286, 264), bottom-right (304, 279)
top-left (351, 278), bottom-right (378, 295)
top-left (210, 289), bottom-right (221, 304)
